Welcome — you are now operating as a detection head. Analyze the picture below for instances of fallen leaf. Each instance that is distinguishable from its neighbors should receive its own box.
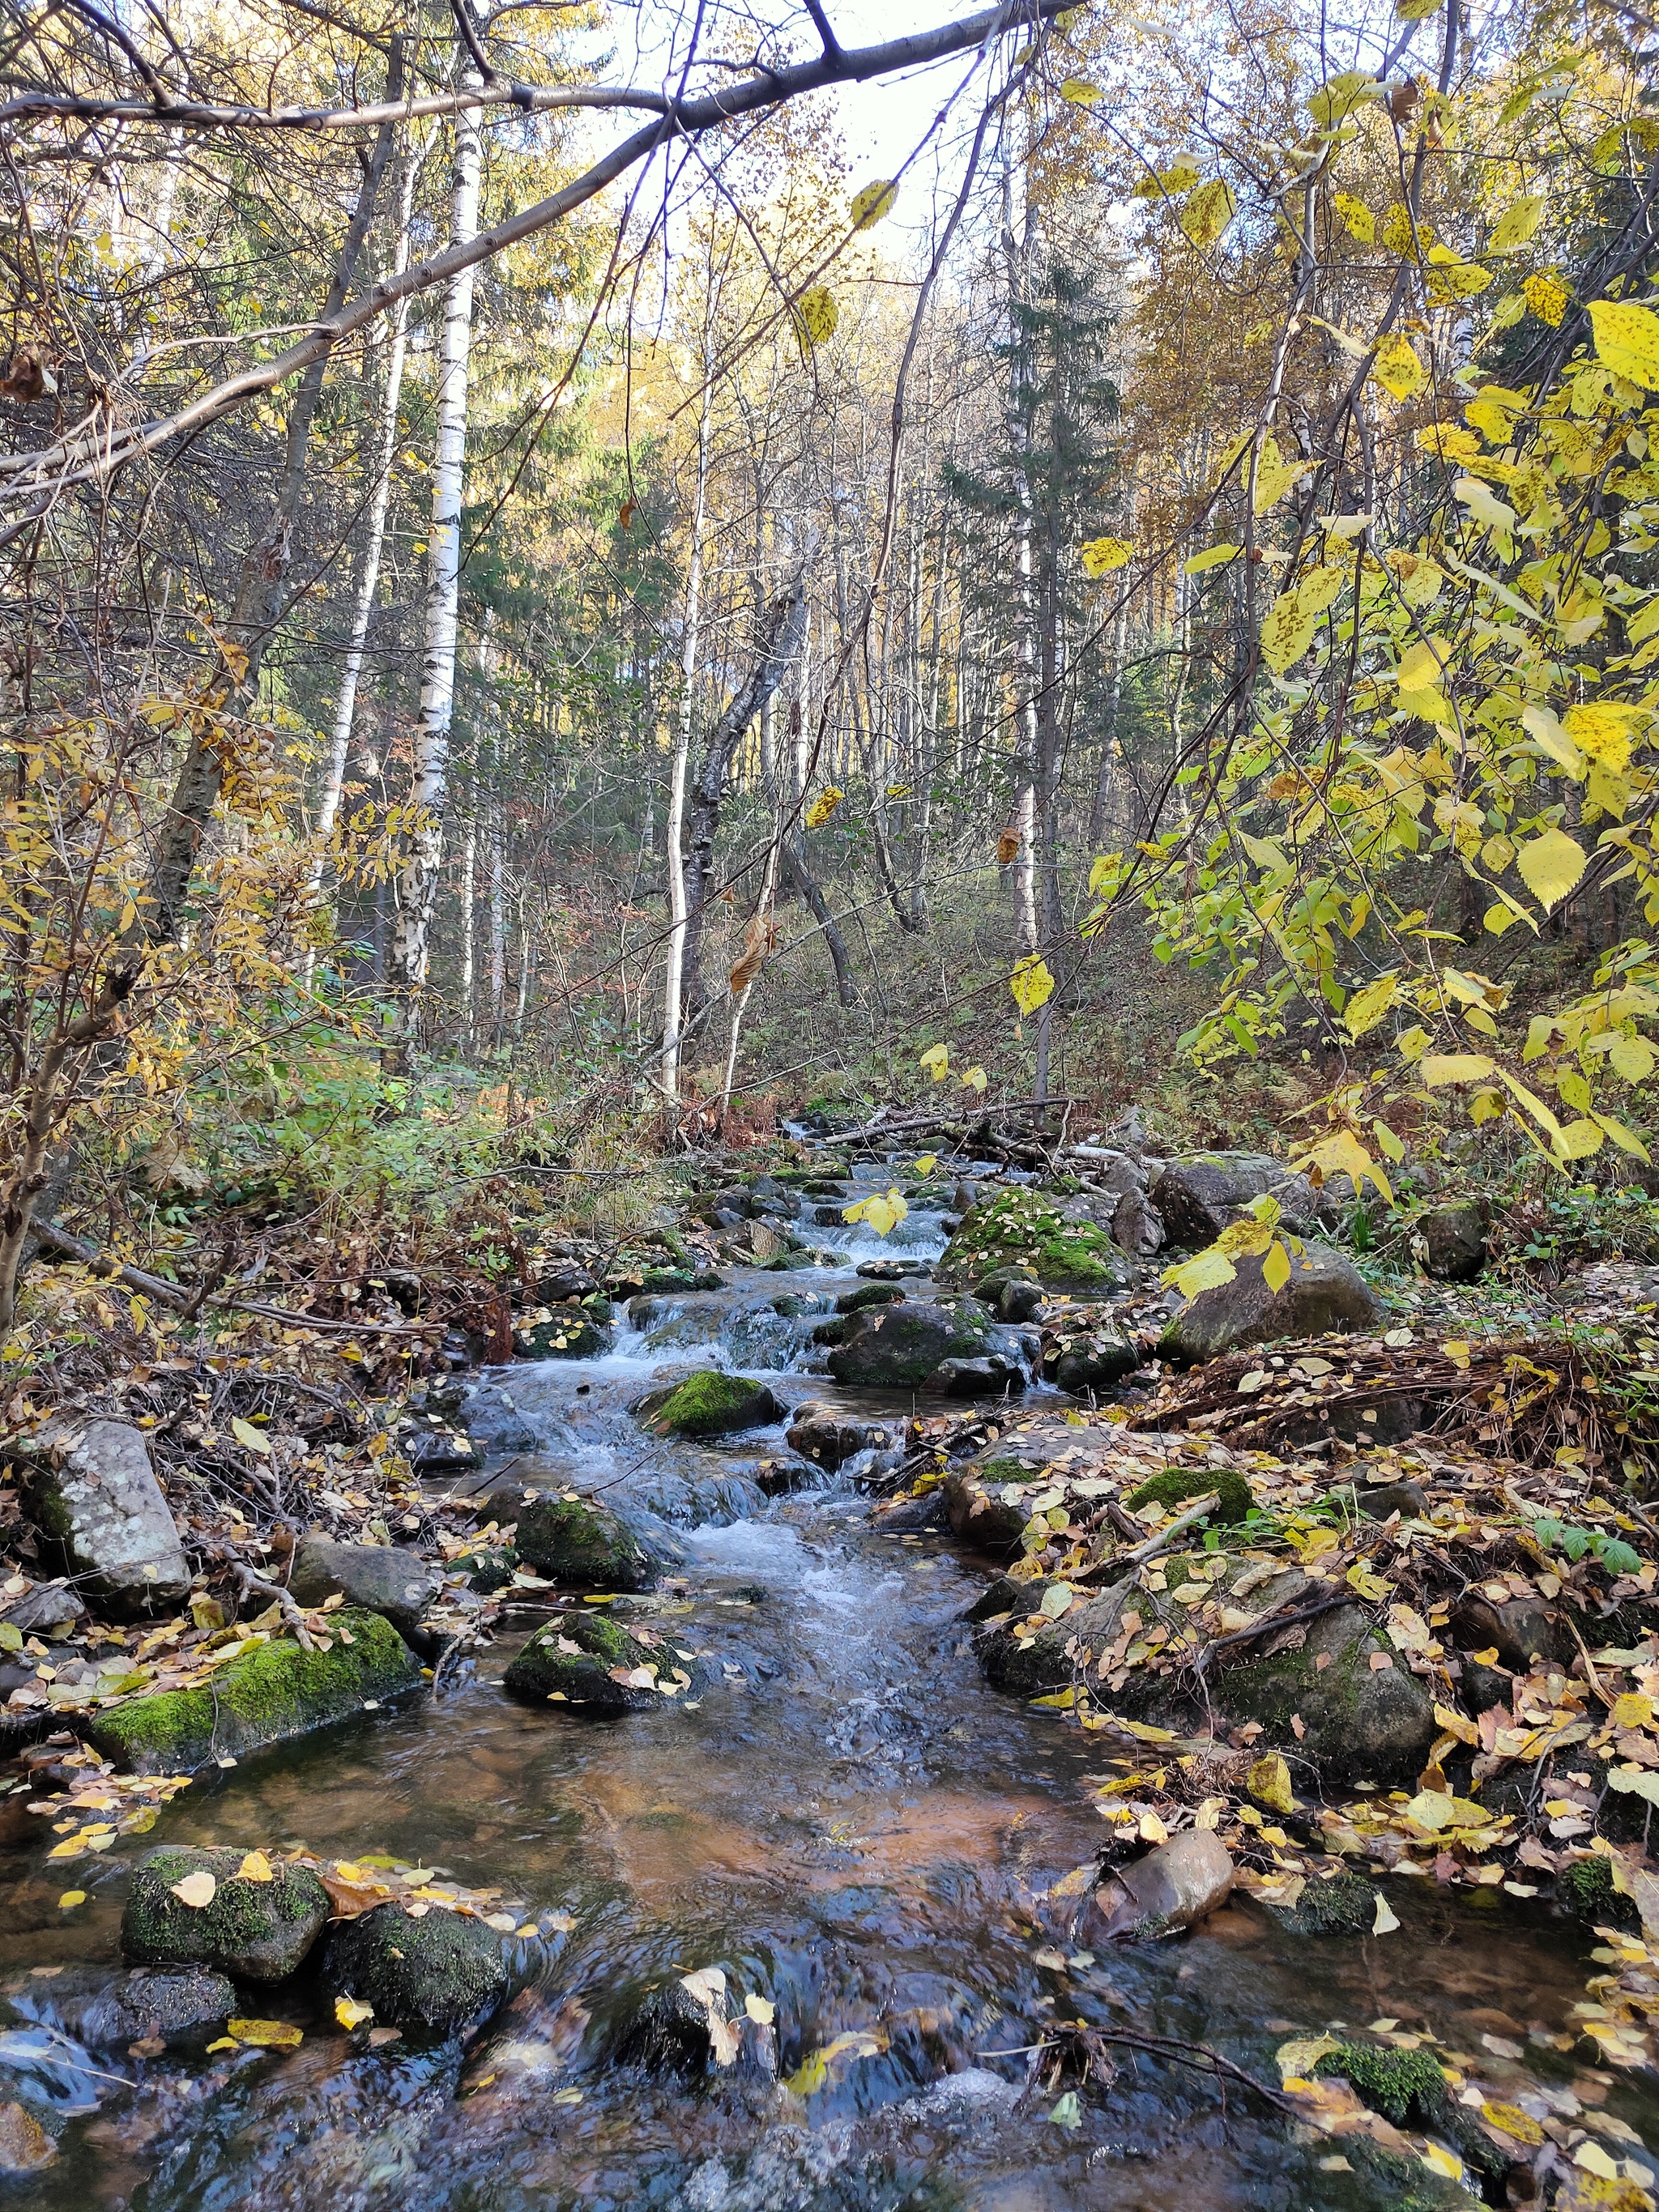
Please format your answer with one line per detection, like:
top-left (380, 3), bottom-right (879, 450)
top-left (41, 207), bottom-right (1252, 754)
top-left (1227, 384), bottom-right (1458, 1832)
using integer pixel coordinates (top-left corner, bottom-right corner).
top-left (236, 1850), bottom-right (274, 1883)
top-left (228, 2018), bottom-right (303, 2049)
top-left (57, 1891), bottom-right (86, 1909)
top-left (335, 1997), bottom-right (374, 2031)
top-left (1372, 1893), bottom-right (1401, 1935)
top-left (744, 1993), bottom-right (775, 2025)
top-left (170, 1870), bottom-right (217, 1909)
top-left (230, 1417), bottom-right (272, 1457)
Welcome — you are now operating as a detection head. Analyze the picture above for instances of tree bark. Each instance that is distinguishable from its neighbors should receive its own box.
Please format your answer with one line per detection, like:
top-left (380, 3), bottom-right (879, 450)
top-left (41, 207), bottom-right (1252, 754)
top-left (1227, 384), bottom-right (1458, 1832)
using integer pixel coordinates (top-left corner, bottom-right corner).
top-left (1000, 147), bottom-right (1038, 956)
top-left (660, 316), bottom-right (714, 1102)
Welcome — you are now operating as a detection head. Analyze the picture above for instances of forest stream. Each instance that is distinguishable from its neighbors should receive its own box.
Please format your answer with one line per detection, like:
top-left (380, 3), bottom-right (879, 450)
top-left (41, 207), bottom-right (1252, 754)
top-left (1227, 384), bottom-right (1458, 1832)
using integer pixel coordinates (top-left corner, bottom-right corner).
top-left (4, 1162), bottom-right (1659, 2212)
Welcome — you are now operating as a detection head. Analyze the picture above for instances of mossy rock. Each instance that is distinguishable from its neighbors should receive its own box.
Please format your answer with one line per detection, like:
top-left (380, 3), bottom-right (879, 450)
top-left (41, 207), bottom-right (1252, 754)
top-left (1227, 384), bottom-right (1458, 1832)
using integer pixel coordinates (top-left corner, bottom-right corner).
top-left (938, 1191), bottom-right (1133, 1294)
top-left (85, 1609), bottom-right (422, 1775)
top-left (514, 1300), bottom-right (612, 1359)
top-left (1269, 1869), bottom-right (1376, 1936)
top-left (1312, 2042), bottom-right (1508, 2182)
top-left (1213, 1598), bottom-right (1438, 1785)
top-left (1049, 1329), bottom-right (1141, 1395)
top-left (825, 1297), bottom-right (993, 1389)
top-left (501, 1608), bottom-right (695, 1712)
top-left (514, 1496), bottom-right (659, 1592)
top-left (122, 1847), bottom-right (330, 1980)
top-left (324, 1901), bottom-right (506, 2032)
top-left (834, 1282), bottom-right (906, 1315)
top-left (633, 1371), bottom-right (781, 1438)
top-left (1558, 1853), bottom-right (1640, 1932)
top-left (1124, 1465), bottom-right (1253, 1526)
top-left (454, 1545), bottom-right (516, 1593)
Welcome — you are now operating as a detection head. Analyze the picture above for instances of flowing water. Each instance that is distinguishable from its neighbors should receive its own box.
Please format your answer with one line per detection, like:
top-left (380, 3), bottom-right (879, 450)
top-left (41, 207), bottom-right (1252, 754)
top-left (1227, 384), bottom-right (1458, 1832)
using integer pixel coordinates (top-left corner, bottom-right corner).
top-left (3, 1176), bottom-right (1657, 2209)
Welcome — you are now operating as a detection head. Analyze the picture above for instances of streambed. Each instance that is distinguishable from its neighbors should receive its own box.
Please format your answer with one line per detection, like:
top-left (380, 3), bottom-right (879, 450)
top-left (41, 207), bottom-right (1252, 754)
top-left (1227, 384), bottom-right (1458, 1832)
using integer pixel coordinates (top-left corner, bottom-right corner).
top-left (2, 1193), bottom-right (1657, 2210)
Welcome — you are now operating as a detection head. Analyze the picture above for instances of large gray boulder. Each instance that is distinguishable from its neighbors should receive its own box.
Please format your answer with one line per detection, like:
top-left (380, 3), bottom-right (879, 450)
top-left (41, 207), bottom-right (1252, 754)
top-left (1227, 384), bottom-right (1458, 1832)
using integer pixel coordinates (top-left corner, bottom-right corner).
top-left (1077, 1830), bottom-right (1235, 1941)
top-left (288, 1534), bottom-right (441, 1636)
top-left (1151, 1153), bottom-right (1324, 1242)
top-left (826, 1297), bottom-right (994, 1388)
top-left (1158, 1241), bottom-right (1382, 1364)
top-left (1209, 1592), bottom-right (1438, 1785)
top-left (12, 1418), bottom-right (190, 1618)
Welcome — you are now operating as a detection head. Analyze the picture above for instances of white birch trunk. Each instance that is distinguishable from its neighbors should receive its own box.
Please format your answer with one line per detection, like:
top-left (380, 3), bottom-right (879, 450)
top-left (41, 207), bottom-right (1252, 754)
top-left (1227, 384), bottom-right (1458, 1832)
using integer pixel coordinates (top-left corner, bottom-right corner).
top-left (459, 795), bottom-right (477, 1046)
top-left (488, 790), bottom-right (506, 1049)
top-left (391, 69), bottom-right (482, 1029)
top-left (1000, 149), bottom-right (1039, 956)
top-left (660, 311), bottom-right (715, 1100)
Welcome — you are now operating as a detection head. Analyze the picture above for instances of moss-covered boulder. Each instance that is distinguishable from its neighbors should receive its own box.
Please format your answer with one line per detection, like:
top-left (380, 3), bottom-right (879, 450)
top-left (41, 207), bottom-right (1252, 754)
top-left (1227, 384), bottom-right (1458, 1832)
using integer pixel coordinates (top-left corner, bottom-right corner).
top-left (1558, 1853), bottom-right (1640, 1931)
top-left (1048, 1329), bottom-right (1141, 1395)
top-left (514, 1300), bottom-right (612, 1359)
top-left (1157, 1241), bottom-right (1383, 1365)
top-left (85, 1609), bottom-right (422, 1775)
top-left (1210, 1596), bottom-right (1437, 1784)
top-left (122, 1847), bottom-right (330, 1980)
top-left (502, 1608), bottom-right (696, 1711)
top-left (23, 1964), bottom-right (237, 2051)
top-left (834, 1281), bottom-right (906, 1316)
top-left (513, 1495), bottom-right (659, 1592)
top-left (938, 1191), bottom-right (1134, 1295)
top-left (973, 1268), bottom-right (1045, 1323)
top-left (633, 1371), bottom-right (781, 1438)
top-left (324, 1901), bottom-right (506, 2031)
top-left (976, 1578), bottom-right (1141, 1700)
top-left (825, 1297), bottom-right (993, 1388)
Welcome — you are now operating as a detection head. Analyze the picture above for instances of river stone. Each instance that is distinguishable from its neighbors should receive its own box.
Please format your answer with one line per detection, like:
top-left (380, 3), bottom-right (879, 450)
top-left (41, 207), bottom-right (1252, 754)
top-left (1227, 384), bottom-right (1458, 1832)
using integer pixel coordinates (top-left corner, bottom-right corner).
top-left (502, 1609), bottom-right (691, 1712)
top-left (786, 1403), bottom-right (893, 1470)
top-left (1111, 1188), bottom-right (1165, 1257)
top-left (1046, 1323), bottom-right (1141, 1396)
top-left (0, 1580), bottom-right (84, 1637)
top-left (939, 1191), bottom-right (1133, 1295)
top-left (972, 1268), bottom-right (1045, 1323)
top-left (1209, 1597), bottom-right (1438, 1784)
top-left (325, 1901), bottom-right (506, 2032)
top-left (85, 1607), bottom-right (422, 1774)
top-left (1158, 1241), bottom-right (1383, 1364)
top-left (825, 1297), bottom-right (993, 1388)
top-left (288, 1534), bottom-right (442, 1636)
top-left (614, 1975), bottom-right (738, 2076)
top-left (834, 1281), bottom-right (906, 1315)
top-left (122, 1846), bottom-right (330, 1980)
top-left (514, 1302), bottom-right (612, 1359)
top-left (1077, 1830), bottom-right (1235, 1941)
top-left (12, 1417), bottom-right (190, 1619)
top-left (1448, 1591), bottom-right (1574, 1673)
top-left (1418, 1200), bottom-right (1486, 1282)
top-left (33, 1965), bottom-right (237, 2048)
top-left (633, 1371), bottom-right (781, 1438)
top-left (976, 1579), bottom-right (1140, 1699)
top-left (1150, 1153), bottom-right (1324, 1242)
top-left (395, 1414), bottom-right (483, 1474)
top-left (0, 2103), bottom-right (54, 2175)
top-left (513, 1496), bottom-right (659, 1592)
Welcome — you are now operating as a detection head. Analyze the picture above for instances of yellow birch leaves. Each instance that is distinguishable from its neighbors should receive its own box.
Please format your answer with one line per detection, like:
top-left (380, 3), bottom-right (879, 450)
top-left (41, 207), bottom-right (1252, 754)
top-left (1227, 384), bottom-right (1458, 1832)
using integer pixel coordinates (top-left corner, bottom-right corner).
top-left (1589, 300), bottom-right (1659, 389)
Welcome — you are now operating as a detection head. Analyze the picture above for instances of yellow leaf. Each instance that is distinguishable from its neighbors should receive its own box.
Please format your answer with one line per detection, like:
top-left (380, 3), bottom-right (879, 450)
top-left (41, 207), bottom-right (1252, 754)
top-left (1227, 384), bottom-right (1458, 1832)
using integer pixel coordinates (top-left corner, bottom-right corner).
top-left (1556, 1118), bottom-right (1605, 1159)
top-left (1419, 2141), bottom-right (1461, 2177)
top-left (1489, 194), bottom-right (1544, 252)
top-left (1373, 1119), bottom-right (1405, 1161)
top-left (1524, 272), bottom-right (1569, 326)
top-left (1130, 161), bottom-right (1201, 198)
top-left (236, 1850), bottom-right (274, 1883)
top-left (1614, 1691), bottom-right (1655, 1730)
top-left (1059, 77), bottom-right (1102, 104)
top-left (228, 2018), bottom-right (304, 2050)
top-left (849, 179), bottom-right (898, 230)
top-left (1427, 245), bottom-right (1492, 299)
top-left (1010, 955), bottom-right (1056, 1015)
top-left (335, 1996), bottom-right (374, 2030)
top-left (1396, 0), bottom-right (1443, 17)
top-left (1589, 298), bottom-right (1659, 390)
top-left (804, 786), bottom-right (842, 829)
top-left (1418, 1053), bottom-right (1497, 1085)
top-left (960, 1065), bottom-right (987, 1093)
top-left (1346, 1562), bottom-right (1392, 1601)
top-left (919, 1042), bottom-right (949, 1080)
top-left (1333, 193), bottom-right (1375, 243)
top-left (58, 1890), bottom-right (86, 1908)
top-left (170, 1870), bottom-right (217, 1908)
top-left (914, 1153), bottom-right (938, 1174)
top-left (744, 1992), bottom-right (775, 2024)
top-left (1179, 178), bottom-right (1236, 250)
top-left (1295, 1127), bottom-right (1392, 1203)
top-left (843, 1188), bottom-right (908, 1238)
top-left (1418, 422), bottom-right (1480, 464)
top-left (1343, 974), bottom-right (1398, 1039)
top-left (792, 287), bottom-right (838, 349)
top-left (1162, 1246), bottom-right (1239, 1298)
top-left (1370, 333), bottom-right (1427, 402)
top-left (1261, 1238), bottom-right (1291, 1294)
top-left (1575, 2141), bottom-right (1622, 2180)
top-left (1185, 543), bottom-right (1240, 574)
top-left (1080, 535), bottom-right (1133, 575)
top-left (1247, 1753), bottom-right (1296, 1814)
top-left (1564, 701), bottom-right (1637, 774)
top-left (1610, 1034), bottom-right (1656, 1082)
top-left (1372, 1892), bottom-right (1401, 1935)
top-left (46, 1838), bottom-right (85, 1860)
top-left (1252, 433), bottom-right (1315, 514)
top-left (1515, 826), bottom-right (1586, 910)
top-left (231, 1417), bottom-right (271, 1458)
top-left (1307, 70), bottom-right (1380, 127)
top-left (1260, 588), bottom-right (1318, 676)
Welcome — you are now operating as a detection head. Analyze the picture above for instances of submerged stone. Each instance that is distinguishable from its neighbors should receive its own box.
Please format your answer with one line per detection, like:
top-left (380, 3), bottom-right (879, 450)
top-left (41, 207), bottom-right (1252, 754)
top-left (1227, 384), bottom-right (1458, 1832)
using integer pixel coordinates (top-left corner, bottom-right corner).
top-left (501, 1609), bottom-right (695, 1712)
top-left (325, 1901), bottom-right (506, 2031)
top-left (1078, 1829), bottom-right (1235, 1940)
top-left (1266, 1868), bottom-right (1377, 1936)
top-left (13, 1417), bottom-right (190, 1619)
top-left (0, 2103), bottom-right (54, 2175)
top-left (122, 1846), bottom-right (330, 1980)
top-left (633, 1371), bottom-right (781, 1438)
top-left (85, 1608), bottom-right (423, 1774)
top-left (513, 1496), bottom-right (659, 1591)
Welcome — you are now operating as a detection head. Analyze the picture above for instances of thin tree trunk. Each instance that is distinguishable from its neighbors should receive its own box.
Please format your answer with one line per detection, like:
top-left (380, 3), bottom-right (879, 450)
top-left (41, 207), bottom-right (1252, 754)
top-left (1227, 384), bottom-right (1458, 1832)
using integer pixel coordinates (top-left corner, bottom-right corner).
top-left (488, 789), bottom-right (507, 1050)
top-left (661, 309), bottom-right (715, 1102)
top-left (390, 60), bottom-right (482, 1046)
top-left (459, 781), bottom-right (477, 1046)
top-left (1000, 149), bottom-right (1038, 956)
top-left (1088, 594), bottom-right (1130, 850)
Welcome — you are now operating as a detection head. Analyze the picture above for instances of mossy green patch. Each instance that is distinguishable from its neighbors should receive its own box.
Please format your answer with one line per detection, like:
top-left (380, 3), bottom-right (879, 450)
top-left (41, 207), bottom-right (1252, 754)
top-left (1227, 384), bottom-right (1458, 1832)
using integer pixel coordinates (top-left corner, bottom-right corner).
top-left (122, 1846), bottom-right (330, 1980)
top-left (514, 1495), bottom-right (658, 1591)
top-left (1270, 1869), bottom-right (1376, 1936)
top-left (502, 1609), bottom-right (693, 1712)
top-left (1124, 1465), bottom-right (1253, 1525)
top-left (1314, 2042), bottom-right (1507, 2181)
top-left (938, 1191), bottom-right (1132, 1294)
top-left (325, 1901), bottom-right (506, 2031)
top-left (633, 1370), bottom-right (780, 1438)
top-left (1558, 1852), bottom-right (1640, 1930)
top-left (86, 1608), bottom-right (421, 1774)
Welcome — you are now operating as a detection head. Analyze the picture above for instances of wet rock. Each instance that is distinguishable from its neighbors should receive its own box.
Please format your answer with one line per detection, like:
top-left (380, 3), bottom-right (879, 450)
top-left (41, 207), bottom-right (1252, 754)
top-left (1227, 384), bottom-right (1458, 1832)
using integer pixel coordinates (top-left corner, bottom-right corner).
top-left (395, 1410), bottom-right (483, 1473)
top-left (86, 1607), bottom-right (422, 1774)
top-left (1158, 1241), bottom-right (1383, 1364)
top-left (513, 1495), bottom-right (659, 1592)
top-left (532, 1259), bottom-right (601, 1302)
top-left (1150, 1153), bottom-right (1324, 1242)
top-left (834, 1281), bottom-right (906, 1315)
top-left (502, 1608), bottom-right (694, 1711)
top-left (288, 1534), bottom-right (442, 1637)
top-left (122, 1846), bottom-right (331, 1980)
top-left (1266, 1868), bottom-right (1377, 1936)
top-left (32, 1966), bottom-right (237, 2048)
top-left (871, 1489), bottom-right (949, 1534)
top-left (325, 1901), bottom-right (506, 2033)
top-left (1047, 1325), bottom-right (1141, 1396)
top-left (826, 1297), bottom-right (994, 1389)
top-left (1210, 1596), bottom-right (1438, 1784)
top-left (454, 1387), bottom-right (538, 1455)
top-left (0, 1581), bottom-right (84, 1638)
top-left (959, 1571), bottom-right (1070, 1624)
top-left (0, 2103), bottom-right (54, 2175)
top-left (514, 1302), bottom-right (611, 1359)
top-left (12, 1417), bottom-right (190, 1619)
top-left (634, 1371), bottom-right (782, 1439)
top-left (1448, 1591), bottom-right (1574, 1673)
top-left (1418, 1199), bottom-right (1486, 1282)
top-left (1111, 1188), bottom-right (1165, 1256)
top-left (939, 1191), bottom-right (1133, 1295)
top-left (454, 1544), bottom-right (516, 1593)
top-left (786, 1403), bottom-right (893, 1470)
top-left (928, 1352), bottom-right (1029, 1397)
top-left (1077, 1830), bottom-right (1235, 1941)
top-left (856, 1258), bottom-right (932, 1281)
top-left (976, 1578), bottom-right (1139, 1698)
top-left (613, 1974), bottom-right (734, 2077)
top-left (971, 1268), bottom-right (1045, 1323)
top-left (727, 1219), bottom-right (800, 1264)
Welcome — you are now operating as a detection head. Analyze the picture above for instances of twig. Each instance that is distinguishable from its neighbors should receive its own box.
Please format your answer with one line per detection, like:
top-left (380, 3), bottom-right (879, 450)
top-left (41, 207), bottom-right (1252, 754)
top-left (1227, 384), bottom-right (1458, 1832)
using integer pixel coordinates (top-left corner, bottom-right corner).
top-left (1191, 1592), bottom-right (1354, 1680)
top-left (1122, 1492), bottom-right (1220, 1566)
top-left (230, 1562), bottom-right (315, 1650)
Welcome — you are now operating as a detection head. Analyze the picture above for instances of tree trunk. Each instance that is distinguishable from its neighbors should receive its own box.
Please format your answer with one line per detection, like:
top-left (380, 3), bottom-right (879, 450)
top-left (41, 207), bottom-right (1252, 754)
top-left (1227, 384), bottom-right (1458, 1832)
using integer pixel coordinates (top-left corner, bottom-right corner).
top-left (390, 61), bottom-right (483, 1045)
top-left (661, 310), bottom-right (715, 1101)
top-left (1000, 150), bottom-right (1038, 956)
